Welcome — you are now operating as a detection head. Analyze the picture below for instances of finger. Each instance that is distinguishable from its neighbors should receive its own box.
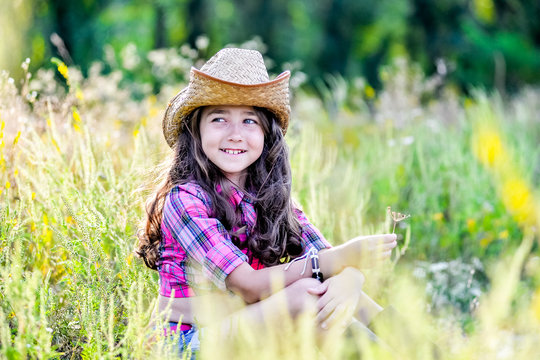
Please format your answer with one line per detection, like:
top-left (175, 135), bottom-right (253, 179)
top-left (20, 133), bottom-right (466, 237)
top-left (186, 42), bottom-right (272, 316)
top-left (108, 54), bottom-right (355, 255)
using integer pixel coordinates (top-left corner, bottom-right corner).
top-left (374, 234), bottom-right (397, 243)
top-left (380, 240), bottom-right (397, 251)
top-left (321, 302), bottom-right (353, 329)
top-left (338, 301), bottom-right (357, 326)
top-left (316, 299), bottom-right (339, 326)
top-left (367, 234), bottom-right (396, 243)
top-left (368, 236), bottom-right (397, 249)
top-left (316, 289), bottom-right (334, 311)
top-left (307, 280), bottom-right (328, 296)
top-left (384, 234), bottom-right (398, 242)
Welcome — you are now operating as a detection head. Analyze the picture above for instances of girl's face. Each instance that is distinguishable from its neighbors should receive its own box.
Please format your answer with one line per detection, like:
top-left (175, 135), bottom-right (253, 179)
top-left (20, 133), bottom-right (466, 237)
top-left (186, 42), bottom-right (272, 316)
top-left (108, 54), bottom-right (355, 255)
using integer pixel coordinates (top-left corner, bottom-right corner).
top-left (199, 105), bottom-right (265, 186)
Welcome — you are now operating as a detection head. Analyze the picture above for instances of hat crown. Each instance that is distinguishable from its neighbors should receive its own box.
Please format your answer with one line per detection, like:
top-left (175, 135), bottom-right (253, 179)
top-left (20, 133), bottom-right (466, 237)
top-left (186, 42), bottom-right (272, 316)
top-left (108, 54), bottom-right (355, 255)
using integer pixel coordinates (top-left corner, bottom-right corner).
top-left (199, 48), bottom-right (270, 84)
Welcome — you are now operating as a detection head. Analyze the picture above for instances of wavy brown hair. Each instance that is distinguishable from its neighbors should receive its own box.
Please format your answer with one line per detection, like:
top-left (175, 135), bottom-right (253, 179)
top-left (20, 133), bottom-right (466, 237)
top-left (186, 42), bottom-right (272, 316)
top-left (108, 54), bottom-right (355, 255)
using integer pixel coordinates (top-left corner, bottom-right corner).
top-left (135, 107), bottom-right (303, 270)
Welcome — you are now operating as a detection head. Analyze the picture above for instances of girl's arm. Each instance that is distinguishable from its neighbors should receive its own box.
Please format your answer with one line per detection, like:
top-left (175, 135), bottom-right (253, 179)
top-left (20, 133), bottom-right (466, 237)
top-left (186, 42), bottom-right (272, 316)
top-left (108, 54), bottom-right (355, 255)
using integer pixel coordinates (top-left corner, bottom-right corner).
top-left (154, 235), bottom-right (394, 326)
top-left (164, 185), bottom-right (395, 305)
top-left (226, 233), bottom-right (396, 304)
top-left (156, 265), bottom-right (384, 330)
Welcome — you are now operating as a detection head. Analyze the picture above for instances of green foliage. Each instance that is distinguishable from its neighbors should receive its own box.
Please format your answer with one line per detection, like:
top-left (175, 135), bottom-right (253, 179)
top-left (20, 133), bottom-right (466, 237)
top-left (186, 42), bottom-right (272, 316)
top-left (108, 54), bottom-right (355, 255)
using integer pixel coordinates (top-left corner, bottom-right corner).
top-left (1, 50), bottom-right (540, 357)
top-left (4, 0), bottom-right (540, 94)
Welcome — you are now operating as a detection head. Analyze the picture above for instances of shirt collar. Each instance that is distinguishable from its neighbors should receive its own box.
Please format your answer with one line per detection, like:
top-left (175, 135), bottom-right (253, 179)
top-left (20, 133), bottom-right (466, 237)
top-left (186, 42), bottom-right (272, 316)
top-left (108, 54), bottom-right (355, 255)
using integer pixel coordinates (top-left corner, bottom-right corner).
top-left (216, 183), bottom-right (254, 205)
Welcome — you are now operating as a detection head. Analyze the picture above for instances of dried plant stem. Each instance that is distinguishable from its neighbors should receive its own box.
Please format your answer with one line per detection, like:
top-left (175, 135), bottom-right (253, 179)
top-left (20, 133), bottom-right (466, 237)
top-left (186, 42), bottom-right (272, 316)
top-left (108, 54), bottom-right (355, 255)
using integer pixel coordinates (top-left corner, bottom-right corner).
top-left (387, 206), bottom-right (410, 234)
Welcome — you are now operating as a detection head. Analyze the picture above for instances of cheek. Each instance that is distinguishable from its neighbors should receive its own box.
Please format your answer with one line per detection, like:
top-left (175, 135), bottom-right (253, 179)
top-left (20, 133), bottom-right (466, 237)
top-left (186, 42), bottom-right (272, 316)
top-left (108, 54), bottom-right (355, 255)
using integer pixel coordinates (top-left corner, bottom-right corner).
top-left (200, 126), bottom-right (217, 150)
top-left (252, 130), bottom-right (265, 153)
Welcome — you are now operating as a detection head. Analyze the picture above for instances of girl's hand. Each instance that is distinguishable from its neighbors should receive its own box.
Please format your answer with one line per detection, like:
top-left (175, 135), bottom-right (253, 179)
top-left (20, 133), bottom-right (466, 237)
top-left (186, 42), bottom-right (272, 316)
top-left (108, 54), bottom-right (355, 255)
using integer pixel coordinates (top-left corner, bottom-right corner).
top-left (339, 234), bottom-right (397, 269)
top-left (307, 267), bottom-right (365, 331)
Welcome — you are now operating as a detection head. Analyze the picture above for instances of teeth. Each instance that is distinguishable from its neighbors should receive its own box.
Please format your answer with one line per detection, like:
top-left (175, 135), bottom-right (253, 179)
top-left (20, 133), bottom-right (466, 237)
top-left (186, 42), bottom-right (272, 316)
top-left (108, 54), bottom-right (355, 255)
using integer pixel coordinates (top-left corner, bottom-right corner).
top-left (222, 149), bottom-right (245, 155)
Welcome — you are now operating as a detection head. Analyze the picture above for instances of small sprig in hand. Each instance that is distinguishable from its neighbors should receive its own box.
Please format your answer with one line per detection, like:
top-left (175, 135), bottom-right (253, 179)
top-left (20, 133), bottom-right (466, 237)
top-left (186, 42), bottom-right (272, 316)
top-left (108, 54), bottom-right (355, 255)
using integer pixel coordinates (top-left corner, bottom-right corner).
top-left (387, 206), bottom-right (411, 234)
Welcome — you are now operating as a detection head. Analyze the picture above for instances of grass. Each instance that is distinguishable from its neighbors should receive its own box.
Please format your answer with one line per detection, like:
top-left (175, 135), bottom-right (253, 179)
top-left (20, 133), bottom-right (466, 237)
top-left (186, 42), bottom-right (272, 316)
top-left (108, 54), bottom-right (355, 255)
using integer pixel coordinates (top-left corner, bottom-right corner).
top-left (0, 52), bottom-right (540, 359)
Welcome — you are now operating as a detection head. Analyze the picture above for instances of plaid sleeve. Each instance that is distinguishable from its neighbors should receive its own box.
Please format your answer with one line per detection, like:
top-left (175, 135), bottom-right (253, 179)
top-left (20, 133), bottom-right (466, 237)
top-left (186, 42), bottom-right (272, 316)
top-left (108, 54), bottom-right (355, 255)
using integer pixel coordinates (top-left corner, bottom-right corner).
top-left (162, 184), bottom-right (248, 289)
top-left (294, 208), bottom-right (332, 254)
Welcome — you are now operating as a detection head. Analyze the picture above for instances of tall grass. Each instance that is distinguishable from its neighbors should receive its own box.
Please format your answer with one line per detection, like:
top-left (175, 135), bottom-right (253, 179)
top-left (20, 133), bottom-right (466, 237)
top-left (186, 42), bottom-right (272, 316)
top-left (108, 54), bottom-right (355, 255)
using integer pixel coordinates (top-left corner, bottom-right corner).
top-left (0, 50), bottom-right (539, 358)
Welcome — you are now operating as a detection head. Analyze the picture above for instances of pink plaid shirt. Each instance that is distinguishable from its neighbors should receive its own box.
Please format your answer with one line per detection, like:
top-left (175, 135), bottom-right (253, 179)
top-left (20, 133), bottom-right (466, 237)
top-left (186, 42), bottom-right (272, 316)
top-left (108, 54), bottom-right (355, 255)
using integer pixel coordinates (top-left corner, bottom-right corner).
top-left (158, 182), bottom-right (331, 298)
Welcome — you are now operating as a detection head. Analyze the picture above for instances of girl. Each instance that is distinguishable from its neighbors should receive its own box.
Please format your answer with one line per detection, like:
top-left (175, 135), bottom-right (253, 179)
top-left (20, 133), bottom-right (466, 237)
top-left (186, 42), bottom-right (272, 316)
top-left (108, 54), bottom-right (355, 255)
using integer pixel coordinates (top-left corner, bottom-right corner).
top-left (136, 48), bottom-right (397, 354)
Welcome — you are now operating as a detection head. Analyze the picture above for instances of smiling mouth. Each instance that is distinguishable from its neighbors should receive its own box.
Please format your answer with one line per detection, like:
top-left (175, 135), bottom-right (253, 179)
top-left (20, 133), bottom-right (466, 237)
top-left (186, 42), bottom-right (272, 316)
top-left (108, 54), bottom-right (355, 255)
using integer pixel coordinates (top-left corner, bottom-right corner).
top-left (220, 149), bottom-right (247, 155)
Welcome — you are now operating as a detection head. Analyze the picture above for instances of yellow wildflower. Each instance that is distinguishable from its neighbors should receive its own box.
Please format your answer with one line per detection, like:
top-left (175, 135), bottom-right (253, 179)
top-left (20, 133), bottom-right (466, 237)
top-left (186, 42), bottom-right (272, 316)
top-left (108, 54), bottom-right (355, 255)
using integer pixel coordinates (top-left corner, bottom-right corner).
top-left (72, 109), bottom-right (81, 123)
top-left (531, 287), bottom-right (540, 322)
top-left (433, 213), bottom-right (444, 221)
top-left (148, 95), bottom-right (159, 117)
top-left (149, 107), bottom-right (159, 118)
top-left (498, 230), bottom-right (509, 239)
top-left (75, 88), bottom-right (84, 101)
top-left (480, 236), bottom-right (493, 248)
top-left (365, 85), bottom-right (375, 99)
top-left (5, 180), bottom-right (10, 189)
top-left (473, 0), bottom-right (495, 24)
top-left (42, 228), bottom-right (53, 245)
top-left (51, 138), bottom-right (61, 153)
top-left (464, 98), bottom-right (474, 109)
top-left (57, 62), bottom-right (69, 81)
top-left (72, 109), bottom-right (82, 133)
top-left (140, 116), bottom-right (148, 127)
top-left (12, 131), bottom-right (21, 145)
top-left (501, 177), bottom-right (536, 226)
top-left (467, 218), bottom-right (476, 232)
top-left (473, 126), bottom-right (505, 169)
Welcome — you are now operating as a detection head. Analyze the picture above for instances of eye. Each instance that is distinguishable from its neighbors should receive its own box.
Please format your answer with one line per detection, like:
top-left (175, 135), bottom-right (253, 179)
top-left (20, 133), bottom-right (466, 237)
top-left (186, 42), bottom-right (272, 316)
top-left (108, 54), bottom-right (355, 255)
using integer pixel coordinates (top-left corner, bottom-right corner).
top-left (210, 117), bottom-right (226, 123)
top-left (244, 118), bottom-right (258, 125)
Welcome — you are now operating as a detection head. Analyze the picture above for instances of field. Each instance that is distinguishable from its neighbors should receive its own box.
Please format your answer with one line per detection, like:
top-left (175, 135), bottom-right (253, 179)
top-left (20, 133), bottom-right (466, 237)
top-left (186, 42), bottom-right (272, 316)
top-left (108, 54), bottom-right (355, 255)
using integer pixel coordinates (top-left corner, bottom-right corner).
top-left (1, 51), bottom-right (540, 359)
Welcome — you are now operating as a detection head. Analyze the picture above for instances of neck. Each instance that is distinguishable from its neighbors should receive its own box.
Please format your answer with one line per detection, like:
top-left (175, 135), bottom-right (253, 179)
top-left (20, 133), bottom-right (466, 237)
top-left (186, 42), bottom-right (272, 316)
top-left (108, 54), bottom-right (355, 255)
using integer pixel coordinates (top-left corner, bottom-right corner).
top-left (226, 174), bottom-right (246, 189)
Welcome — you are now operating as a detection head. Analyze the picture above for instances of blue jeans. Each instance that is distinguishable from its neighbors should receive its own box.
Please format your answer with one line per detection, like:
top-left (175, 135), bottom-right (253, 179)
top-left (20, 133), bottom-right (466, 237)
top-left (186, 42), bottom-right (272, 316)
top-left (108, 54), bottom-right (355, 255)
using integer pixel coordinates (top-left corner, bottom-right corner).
top-left (171, 323), bottom-right (200, 359)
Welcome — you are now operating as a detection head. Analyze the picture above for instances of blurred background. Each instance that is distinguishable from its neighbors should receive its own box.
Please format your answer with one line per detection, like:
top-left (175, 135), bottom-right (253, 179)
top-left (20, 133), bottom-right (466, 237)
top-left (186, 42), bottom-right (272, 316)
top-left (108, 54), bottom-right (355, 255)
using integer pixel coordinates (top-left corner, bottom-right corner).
top-left (2, 0), bottom-right (540, 94)
top-left (1, 1), bottom-right (540, 358)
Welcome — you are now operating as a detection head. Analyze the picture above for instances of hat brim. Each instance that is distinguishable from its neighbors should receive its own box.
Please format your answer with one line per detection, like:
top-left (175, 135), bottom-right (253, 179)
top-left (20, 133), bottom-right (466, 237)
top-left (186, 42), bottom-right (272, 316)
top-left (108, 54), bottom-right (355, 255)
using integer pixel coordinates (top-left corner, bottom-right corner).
top-left (163, 68), bottom-right (291, 148)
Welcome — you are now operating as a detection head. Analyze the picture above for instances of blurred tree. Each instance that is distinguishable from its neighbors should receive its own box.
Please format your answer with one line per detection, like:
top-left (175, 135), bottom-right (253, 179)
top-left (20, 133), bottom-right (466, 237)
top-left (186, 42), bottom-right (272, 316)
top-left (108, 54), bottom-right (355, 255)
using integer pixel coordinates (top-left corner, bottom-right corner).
top-left (407, 0), bottom-right (467, 72)
top-left (186, 0), bottom-right (208, 48)
top-left (48, 0), bottom-right (109, 68)
top-left (154, 1), bottom-right (167, 48)
top-left (0, 0), bottom-right (34, 79)
top-left (3, 0), bottom-right (540, 93)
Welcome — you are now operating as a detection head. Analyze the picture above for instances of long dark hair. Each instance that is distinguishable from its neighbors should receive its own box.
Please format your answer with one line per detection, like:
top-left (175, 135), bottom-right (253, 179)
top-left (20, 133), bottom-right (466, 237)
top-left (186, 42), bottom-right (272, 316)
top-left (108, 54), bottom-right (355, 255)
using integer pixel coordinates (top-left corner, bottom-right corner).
top-left (135, 107), bottom-right (303, 270)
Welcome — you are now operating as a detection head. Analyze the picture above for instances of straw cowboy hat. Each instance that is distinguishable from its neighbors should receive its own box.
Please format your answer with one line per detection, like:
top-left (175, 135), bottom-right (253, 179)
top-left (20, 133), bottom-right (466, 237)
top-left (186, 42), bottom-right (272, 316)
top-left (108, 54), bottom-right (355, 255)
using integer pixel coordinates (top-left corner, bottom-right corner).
top-left (162, 48), bottom-right (291, 147)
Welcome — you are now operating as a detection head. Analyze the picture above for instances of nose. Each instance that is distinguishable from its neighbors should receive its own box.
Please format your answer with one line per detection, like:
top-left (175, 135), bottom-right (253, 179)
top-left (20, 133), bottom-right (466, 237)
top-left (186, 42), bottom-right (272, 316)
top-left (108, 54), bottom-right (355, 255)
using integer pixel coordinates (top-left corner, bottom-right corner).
top-left (227, 122), bottom-right (243, 142)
